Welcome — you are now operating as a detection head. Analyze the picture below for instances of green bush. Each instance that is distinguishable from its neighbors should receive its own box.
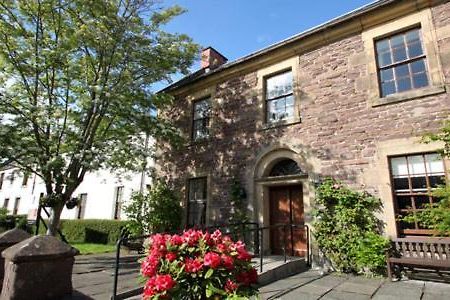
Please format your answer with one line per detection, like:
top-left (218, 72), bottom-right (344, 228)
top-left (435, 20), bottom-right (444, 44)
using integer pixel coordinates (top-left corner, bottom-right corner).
top-left (61, 219), bottom-right (128, 244)
top-left (0, 213), bottom-right (29, 233)
top-left (124, 182), bottom-right (182, 236)
top-left (313, 178), bottom-right (389, 276)
top-left (33, 219), bottom-right (129, 244)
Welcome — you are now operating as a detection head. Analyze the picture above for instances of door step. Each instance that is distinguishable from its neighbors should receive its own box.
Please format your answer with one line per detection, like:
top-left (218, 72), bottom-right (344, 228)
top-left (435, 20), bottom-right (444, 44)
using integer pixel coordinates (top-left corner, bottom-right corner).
top-left (253, 256), bottom-right (309, 286)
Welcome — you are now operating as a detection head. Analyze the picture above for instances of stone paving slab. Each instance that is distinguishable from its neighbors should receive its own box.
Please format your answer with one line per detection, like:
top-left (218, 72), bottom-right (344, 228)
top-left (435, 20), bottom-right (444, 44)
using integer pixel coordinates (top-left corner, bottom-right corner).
top-left (262, 271), bottom-right (450, 300)
top-left (322, 290), bottom-right (371, 300)
top-left (70, 253), bottom-right (450, 300)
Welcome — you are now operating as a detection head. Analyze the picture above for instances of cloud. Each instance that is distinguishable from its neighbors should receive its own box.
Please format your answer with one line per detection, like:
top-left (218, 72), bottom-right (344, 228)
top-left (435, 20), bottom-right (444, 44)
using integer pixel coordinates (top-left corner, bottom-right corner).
top-left (256, 34), bottom-right (271, 44)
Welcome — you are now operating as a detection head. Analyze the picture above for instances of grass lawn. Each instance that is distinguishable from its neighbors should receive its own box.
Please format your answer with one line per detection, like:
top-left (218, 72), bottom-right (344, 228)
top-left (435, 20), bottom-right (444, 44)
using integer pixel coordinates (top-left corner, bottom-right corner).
top-left (72, 243), bottom-right (116, 255)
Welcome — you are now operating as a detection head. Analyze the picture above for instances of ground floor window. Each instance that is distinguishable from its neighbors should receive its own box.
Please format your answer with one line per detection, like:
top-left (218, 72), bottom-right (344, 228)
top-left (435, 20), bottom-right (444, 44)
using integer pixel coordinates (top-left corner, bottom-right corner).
top-left (3, 198), bottom-right (9, 209)
top-left (187, 177), bottom-right (207, 227)
top-left (13, 197), bottom-right (20, 215)
top-left (76, 193), bottom-right (87, 219)
top-left (389, 153), bottom-right (447, 235)
top-left (113, 186), bottom-right (124, 220)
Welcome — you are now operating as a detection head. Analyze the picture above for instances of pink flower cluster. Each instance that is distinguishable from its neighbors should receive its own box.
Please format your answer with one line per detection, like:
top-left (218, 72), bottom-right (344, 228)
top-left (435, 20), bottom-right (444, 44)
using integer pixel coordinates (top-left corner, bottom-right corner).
top-left (141, 229), bottom-right (258, 299)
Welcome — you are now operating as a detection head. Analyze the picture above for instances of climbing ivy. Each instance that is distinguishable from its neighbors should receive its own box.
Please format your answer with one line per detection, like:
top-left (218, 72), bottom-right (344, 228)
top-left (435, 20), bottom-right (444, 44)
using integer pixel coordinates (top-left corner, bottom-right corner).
top-left (229, 179), bottom-right (250, 224)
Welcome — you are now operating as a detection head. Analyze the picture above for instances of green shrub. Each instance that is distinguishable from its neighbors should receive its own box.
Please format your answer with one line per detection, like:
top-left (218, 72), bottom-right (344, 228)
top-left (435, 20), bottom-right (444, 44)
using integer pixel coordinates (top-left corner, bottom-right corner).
top-left (33, 219), bottom-right (129, 244)
top-left (0, 213), bottom-right (29, 233)
top-left (60, 219), bottom-right (128, 244)
top-left (124, 182), bottom-right (182, 236)
top-left (313, 178), bottom-right (389, 276)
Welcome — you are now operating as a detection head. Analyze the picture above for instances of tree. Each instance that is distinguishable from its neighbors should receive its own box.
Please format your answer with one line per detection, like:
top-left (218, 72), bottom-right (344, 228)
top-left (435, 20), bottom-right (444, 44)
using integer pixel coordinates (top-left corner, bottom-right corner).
top-left (0, 0), bottom-right (199, 235)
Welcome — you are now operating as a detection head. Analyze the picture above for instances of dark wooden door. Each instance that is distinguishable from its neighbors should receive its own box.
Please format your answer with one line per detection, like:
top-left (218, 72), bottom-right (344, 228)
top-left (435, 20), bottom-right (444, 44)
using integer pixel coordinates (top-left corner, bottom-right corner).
top-left (269, 185), bottom-right (306, 256)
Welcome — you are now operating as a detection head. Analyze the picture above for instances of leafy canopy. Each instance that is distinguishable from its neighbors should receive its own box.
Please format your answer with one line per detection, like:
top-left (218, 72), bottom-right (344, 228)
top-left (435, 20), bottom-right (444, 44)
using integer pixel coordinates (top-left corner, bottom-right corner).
top-left (0, 0), bottom-right (198, 204)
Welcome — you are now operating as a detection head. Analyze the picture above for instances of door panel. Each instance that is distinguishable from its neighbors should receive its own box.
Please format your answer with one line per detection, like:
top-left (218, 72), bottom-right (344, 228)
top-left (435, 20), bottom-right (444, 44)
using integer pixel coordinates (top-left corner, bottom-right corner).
top-left (269, 185), bottom-right (306, 257)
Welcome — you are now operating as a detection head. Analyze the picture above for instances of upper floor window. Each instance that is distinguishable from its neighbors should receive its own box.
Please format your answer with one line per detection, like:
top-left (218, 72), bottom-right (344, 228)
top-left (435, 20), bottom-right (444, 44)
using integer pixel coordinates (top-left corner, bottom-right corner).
top-left (265, 71), bottom-right (294, 123)
top-left (0, 173), bottom-right (3, 190)
top-left (22, 172), bottom-right (29, 186)
top-left (192, 98), bottom-right (211, 140)
top-left (389, 153), bottom-right (446, 235)
top-left (187, 177), bottom-right (207, 227)
top-left (376, 28), bottom-right (428, 97)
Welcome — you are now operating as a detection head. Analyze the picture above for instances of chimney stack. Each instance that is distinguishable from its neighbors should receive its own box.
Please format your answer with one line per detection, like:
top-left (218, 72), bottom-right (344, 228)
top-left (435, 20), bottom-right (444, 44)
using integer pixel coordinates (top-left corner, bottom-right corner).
top-left (201, 47), bottom-right (227, 70)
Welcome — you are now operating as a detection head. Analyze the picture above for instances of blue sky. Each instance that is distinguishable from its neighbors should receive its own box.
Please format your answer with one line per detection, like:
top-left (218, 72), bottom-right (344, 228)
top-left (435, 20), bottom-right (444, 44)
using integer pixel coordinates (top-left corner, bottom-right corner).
top-left (162, 0), bottom-right (375, 64)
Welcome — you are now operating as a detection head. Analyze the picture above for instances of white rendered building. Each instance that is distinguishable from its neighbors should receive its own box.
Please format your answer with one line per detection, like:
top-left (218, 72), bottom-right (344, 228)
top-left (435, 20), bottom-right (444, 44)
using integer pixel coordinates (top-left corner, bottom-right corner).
top-left (0, 166), bottom-right (151, 220)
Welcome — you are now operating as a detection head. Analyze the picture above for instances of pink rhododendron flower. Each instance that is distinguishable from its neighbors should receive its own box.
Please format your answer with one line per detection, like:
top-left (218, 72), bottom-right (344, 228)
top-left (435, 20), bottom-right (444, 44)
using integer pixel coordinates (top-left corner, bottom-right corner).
top-left (221, 254), bottom-right (234, 270)
top-left (203, 252), bottom-right (221, 269)
top-left (184, 258), bottom-right (203, 273)
top-left (224, 279), bottom-right (238, 293)
top-left (165, 252), bottom-right (177, 262)
top-left (141, 256), bottom-right (159, 277)
top-left (154, 274), bottom-right (176, 292)
top-left (141, 230), bottom-right (258, 299)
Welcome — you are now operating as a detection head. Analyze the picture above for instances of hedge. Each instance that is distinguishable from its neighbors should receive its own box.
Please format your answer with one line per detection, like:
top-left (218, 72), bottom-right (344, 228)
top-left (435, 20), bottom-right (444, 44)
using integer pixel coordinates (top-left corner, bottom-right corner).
top-left (35, 219), bottom-right (129, 245)
top-left (0, 215), bottom-right (29, 233)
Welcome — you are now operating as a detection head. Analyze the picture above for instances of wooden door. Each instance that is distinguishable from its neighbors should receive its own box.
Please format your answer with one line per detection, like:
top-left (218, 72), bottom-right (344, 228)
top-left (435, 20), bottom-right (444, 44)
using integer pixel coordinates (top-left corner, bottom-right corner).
top-left (269, 185), bottom-right (306, 256)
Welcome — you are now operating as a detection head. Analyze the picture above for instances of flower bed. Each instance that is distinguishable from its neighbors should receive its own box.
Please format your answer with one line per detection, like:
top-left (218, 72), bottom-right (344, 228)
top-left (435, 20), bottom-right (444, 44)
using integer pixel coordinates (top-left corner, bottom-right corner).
top-left (141, 229), bottom-right (258, 299)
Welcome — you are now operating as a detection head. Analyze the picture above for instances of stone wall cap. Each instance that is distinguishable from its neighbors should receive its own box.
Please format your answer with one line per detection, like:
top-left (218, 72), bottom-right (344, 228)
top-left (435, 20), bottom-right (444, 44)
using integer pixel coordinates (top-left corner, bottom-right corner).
top-left (2, 235), bottom-right (78, 262)
top-left (0, 228), bottom-right (31, 247)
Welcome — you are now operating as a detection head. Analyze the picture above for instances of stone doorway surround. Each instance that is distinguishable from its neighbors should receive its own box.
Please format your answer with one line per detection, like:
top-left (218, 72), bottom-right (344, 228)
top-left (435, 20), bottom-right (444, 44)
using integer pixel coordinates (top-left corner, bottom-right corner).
top-left (248, 144), bottom-right (320, 255)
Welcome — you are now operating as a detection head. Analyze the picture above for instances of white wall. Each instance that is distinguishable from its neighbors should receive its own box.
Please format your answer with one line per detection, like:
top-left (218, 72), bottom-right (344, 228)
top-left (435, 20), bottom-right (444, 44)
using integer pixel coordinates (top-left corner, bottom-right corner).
top-left (0, 167), bottom-right (151, 220)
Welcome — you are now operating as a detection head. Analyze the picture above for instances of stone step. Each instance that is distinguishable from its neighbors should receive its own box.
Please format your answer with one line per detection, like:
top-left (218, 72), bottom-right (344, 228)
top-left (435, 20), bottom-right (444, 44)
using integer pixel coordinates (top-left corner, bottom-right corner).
top-left (253, 255), bottom-right (308, 286)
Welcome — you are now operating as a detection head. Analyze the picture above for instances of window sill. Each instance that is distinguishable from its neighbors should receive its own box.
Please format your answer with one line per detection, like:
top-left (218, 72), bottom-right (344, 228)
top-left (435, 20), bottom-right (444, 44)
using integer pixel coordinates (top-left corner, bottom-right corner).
top-left (371, 85), bottom-right (446, 107)
top-left (259, 117), bottom-right (302, 131)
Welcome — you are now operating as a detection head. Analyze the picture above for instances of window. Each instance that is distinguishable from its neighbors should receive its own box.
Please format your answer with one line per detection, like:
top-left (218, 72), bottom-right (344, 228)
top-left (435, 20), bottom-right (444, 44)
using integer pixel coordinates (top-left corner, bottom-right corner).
top-left (76, 193), bottom-right (87, 219)
top-left (0, 173), bottom-right (4, 190)
top-left (192, 98), bottom-right (211, 140)
top-left (13, 197), bottom-right (20, 215)
top-left (376, 28), bottom-right (428, 97)
top-left (187, 177), bottom-right (207, 227)
top-left (269, 159), bottom-right (303, 177)
top-left (113, 186), bottom-right (124, 220)
top-left (389, 153), bottom-right (446, 235)
top-left (3, 198), bottom-right (9, 209)
top-left (265, 71), bottom-right (294, 123)
top-left (8, 172), bottom-right (15, 184)
top-left (22, 172), bottom-right (29, 186)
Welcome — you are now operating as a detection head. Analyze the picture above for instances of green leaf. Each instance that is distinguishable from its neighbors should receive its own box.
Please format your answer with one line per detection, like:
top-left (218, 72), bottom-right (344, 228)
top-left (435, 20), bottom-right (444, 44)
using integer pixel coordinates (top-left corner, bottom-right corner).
top-left (205, 268), bottom-right (214, 279)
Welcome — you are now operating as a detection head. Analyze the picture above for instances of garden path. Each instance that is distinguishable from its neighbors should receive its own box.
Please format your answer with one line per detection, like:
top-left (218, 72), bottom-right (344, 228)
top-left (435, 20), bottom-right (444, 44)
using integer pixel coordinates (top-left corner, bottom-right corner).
top-left (67, 253), bottom-right (450, 300)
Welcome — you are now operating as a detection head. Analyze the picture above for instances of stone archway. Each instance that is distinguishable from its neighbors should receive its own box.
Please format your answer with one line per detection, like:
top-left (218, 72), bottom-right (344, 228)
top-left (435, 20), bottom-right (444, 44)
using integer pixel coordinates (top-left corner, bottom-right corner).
top-left (250, 146), bottom-right (316, 256)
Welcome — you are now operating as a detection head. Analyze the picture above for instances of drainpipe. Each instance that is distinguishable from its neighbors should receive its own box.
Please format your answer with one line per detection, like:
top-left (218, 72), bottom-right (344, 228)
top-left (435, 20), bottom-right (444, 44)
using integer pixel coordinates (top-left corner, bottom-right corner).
top-left (139, 133), bottom-right (149, 194)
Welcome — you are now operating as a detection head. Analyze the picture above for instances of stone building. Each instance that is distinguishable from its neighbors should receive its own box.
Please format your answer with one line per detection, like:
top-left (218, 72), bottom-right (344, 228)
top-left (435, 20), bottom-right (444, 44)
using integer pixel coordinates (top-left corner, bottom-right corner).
top-left (158, 0), bottom-right (450, 255)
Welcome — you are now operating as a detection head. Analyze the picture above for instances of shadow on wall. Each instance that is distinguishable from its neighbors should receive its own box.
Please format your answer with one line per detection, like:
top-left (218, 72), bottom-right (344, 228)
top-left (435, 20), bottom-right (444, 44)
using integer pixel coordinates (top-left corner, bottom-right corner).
top-left (157, 69), bottom-right (376, 224)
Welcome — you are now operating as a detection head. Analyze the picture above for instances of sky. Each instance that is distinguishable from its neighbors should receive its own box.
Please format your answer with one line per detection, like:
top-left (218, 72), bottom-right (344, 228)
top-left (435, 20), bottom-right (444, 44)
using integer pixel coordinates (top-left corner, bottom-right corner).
top-left (162, 0), bottom-right (376, 65)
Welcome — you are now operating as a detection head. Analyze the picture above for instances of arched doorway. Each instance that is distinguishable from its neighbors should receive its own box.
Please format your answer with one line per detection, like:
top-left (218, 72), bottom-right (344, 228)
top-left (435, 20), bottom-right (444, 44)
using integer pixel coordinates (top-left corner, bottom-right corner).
top-left (266, 159), bottom-right (306, 256)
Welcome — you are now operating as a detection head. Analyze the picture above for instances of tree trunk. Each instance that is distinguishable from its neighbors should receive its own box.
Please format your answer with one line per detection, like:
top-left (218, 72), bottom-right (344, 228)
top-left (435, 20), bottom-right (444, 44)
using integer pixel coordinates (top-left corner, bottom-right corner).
top-left (47, 201), bottom-right (65, 236)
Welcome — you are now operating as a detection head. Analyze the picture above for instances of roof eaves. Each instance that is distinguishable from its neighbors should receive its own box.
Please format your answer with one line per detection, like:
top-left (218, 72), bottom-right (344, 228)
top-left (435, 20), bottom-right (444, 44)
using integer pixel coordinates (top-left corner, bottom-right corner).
top-left (161, 0), bottom-right (400, 93)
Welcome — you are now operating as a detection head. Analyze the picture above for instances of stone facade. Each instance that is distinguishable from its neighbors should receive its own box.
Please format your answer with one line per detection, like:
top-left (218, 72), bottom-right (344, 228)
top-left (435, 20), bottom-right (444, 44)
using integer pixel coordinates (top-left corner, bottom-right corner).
top-left (158, 1), bottom-right (450, 238)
